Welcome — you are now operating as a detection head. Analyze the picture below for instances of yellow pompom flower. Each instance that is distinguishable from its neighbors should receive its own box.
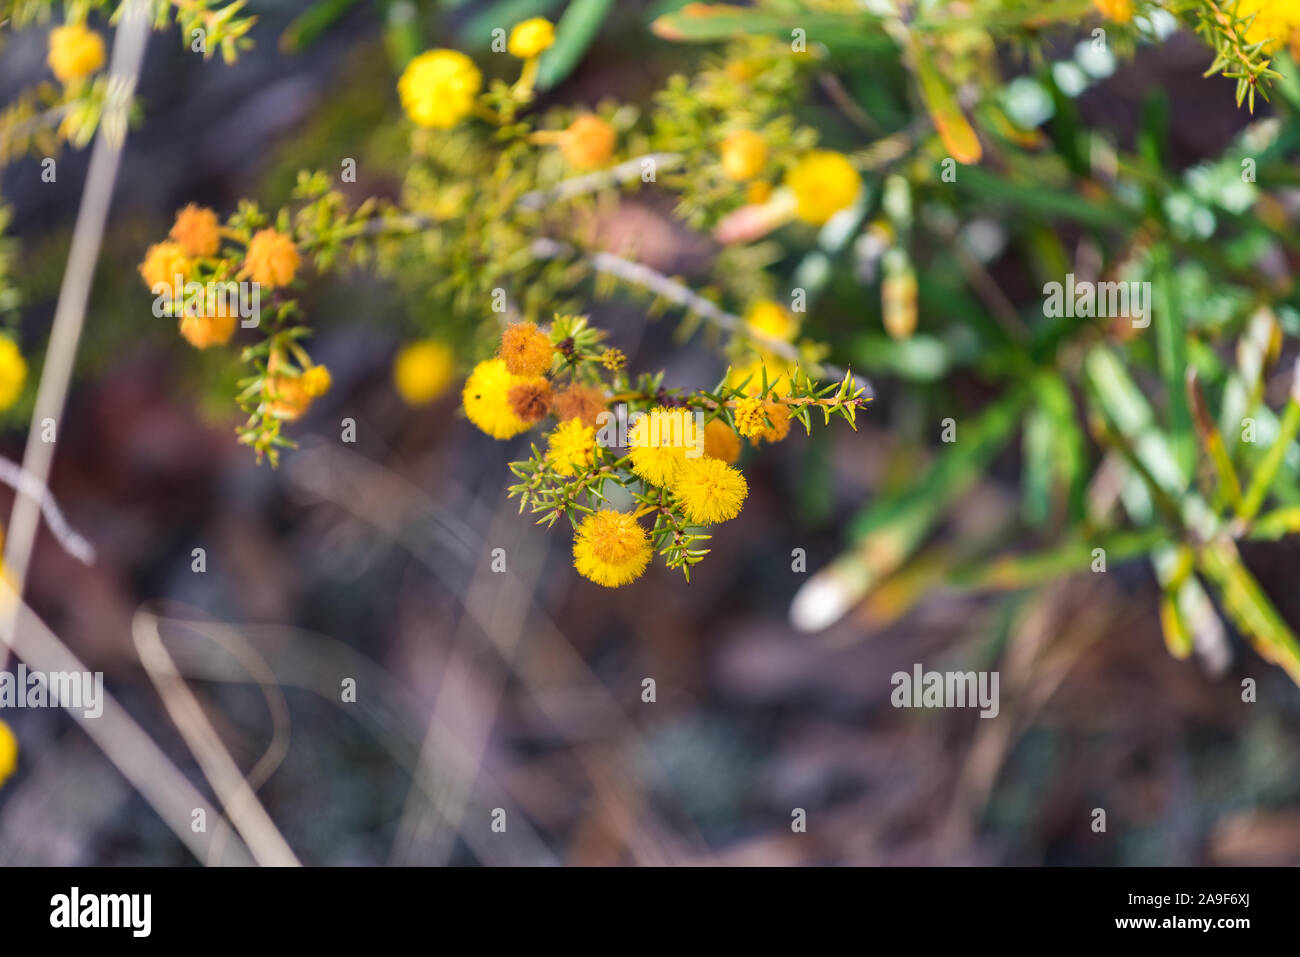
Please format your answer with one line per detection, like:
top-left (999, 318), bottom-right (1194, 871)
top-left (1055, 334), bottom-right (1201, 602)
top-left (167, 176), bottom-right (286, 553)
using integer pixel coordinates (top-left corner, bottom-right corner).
top-left (178, 294), bottom-right (237, 350)
top-left (302, 365), bottom-right (332, 397)
top-left (398, 49), bottom-right (483, 129)
top-left (508, 17), bottom-right (556, 59)
top-left (139, 241), bottom-right (192, 293)
top-left (733, 395), bottom-right (769, 439)
top-left (573, 510), bottom-right (652, 587)
top-left (0, 338), bottom-right (28, 411)
top-left (170, 204), bottom-right (222, 257)
top-left (394, 340), bottom-right (456, 405)
top-left (500, 322), bottom-right (554, 376)
top-left (628, 407), bottom-right (692, 486)
top-left (561, 115), bottom-right (616, 169)
top-left (745, 299), bottom-right (798, 342)
top-left (463, 358), bottom-right (531, 439)
top-left (1091, 0), bottom-right (1133, 22)
top-left (703, 418), bottom-right (741, 464)
top-left (48, 22), bottom-right (105, 84)
top-left (243, 228), bottom-right (300, 289)
top-left (785, 151), bottom-right (862, 225)
top-left (1235, 0), bottom-right (1300, 50)
top-left (0, 718), bottom-right (17, 789)
top-left (672, 457), bottom-right (748, 525)
top-left (721, 129), bottom-right (768, 181)
top-left (546, 418), bottom-right (597, 477)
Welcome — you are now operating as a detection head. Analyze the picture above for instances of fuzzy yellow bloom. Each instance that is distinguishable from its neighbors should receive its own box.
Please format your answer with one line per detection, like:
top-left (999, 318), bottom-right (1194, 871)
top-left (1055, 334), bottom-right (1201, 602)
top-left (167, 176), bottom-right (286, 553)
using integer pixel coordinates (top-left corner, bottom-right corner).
top-left (703, 417), bottom-right (741, 464)
top-left (745, 299), bottom-right (798, 342)
top-left (1091, 0), bottom-right (1133, 22)
top-left (721, 129), bottom-right (768, 181)
top-left (244, 228), bottom-right (300, 288)
top-left (573, 510), bottom-right (652, 587)
top-left (672, 456), bottom-right (748, 525)
top-left (733, 395), bottom-right (769, 439)
top-left (267, 375), bottom-right (312, 420)
top-left (170, 204), bottom-right (221, 257)
top-left (399, 49), bottom-right (482, 129)
top-left (785, 151), bottom-right (862, 225)
top-left (0, 718), bottom-right (16, 789)
top-left (509, 17), bottom-right (555, 59)
top-left (48, 22), bottom-right (105, 83)
top-left (561, 115), bottom-right (616, 169)
top-left (552, 383), bottom-right (607, 426)
top-left (547, 418), bottom-right (597, 477)
top-left (394, 340), bottom-right (456, 405)
top-left (749, 400), bottom-right (791, 444)
top-left (302, 365), bottom-right (332, 397)
top-left (728, 358), bottom-right (794, 397)
top-left (0, 338), bottom-right (27, 411)
top-left (463, 358), bottom-right (531, 439)
top-left (139, 241), bottom-right (192, 293)
top-left (500, 322), bottom-right (554, 376)
top-left (1236, 0), bottom-right (1300, 50)
top-left (178, 295), bottom-right (237, 350)
top-left (628, 407), bottom-right (694, 486)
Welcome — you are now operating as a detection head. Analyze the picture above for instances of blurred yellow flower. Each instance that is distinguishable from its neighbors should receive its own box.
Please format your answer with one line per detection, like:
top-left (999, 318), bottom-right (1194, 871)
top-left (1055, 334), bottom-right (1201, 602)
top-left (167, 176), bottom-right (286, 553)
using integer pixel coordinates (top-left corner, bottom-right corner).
top-left (0, 718), bottom-right (16, 789)
top-left (1091, 0), bottom-right (1133, 23)
top-left (721, 129), bottom-right (768, 181)
top-left (178, 295), bottom-right (237, 350)
top-left (785, 151), bottom-right (861, 225)
top-left (508, 18), bottom-right (555, 59)
top-left (139, 241), bottom-right (192, 293)
top-left (394, 340), bottom-right (456, 405)
top-left (703, 418), bottom-right (741, 464)
top-left (561, 115), bottom-right (616, 169)
top-left (243, 229), bottom-right (299, 289)
top-left (500, 322), bottom-right (554, 376)
top-left (745, 299), bottom-right (798, 342)
top-left (399, 49), bottom-right (482, 129)
top-left (1236, 0), bottom-right (1300, 50)
top-left (302, 365), bottom-right (332, 397)
top-left (48, 22), bottom-right (104, 83)
top-left (0, 338), bottom-right (27, 411)
top-left (169, 204), bottom-right (221, 257)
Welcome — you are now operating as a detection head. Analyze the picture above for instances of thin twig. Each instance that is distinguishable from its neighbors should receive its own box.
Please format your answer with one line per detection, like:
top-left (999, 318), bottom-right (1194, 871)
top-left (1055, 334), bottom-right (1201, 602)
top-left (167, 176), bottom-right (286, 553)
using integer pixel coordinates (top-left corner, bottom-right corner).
top-left (517, 151), bottom-right (685, 210)
top-left (0, 454), bottom-right (95, 564)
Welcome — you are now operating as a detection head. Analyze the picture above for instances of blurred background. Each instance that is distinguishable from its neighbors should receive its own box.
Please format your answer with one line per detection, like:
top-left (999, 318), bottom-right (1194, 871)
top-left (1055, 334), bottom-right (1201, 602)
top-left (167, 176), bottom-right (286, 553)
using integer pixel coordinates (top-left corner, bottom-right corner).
top-left (1, 0), bottom-right (1299, 866)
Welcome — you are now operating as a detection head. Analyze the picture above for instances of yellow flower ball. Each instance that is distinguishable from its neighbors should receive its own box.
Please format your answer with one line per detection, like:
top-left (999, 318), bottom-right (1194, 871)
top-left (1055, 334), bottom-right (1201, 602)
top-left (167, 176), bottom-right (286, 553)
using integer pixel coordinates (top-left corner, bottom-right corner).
top-left (573, 510), bottom-right (652, 587)
top-left (721, 129), bottom-right (768, 181)
top-left (628, 407), bottom-right (695, 486)
top-left (561, 115), bottom-right (616, 169)
top-left (0, 718), bottom-right (17, 789)
top-left (462, 358), bottom-right (531, 439)
top-left (48, 22), bottom-right (105, 84)
top-left (394, 340), bottom-right (456, 405)
top-left (1235, 0), bottom-right (1300, 50)
top-left (785, 151), bottom-right (862, 225)
top-left (672, 456), bottom-right (748, 525)
top-left (500, 322), bottom-right (554, 376)
top-left (267, 374), bottom-right (313, 421)
top-left (745, 299), bottom-right (798, 342)
top-left (399, 49), bottom-right (483, 129)
top-left (302, 365), bottom-right (332, 397)
top-left (0, 338), bottom-right (28, 411)
top-left (139, 241), bottom-right (192, 293)
top-left (703, 418), bottom-right (741, 464)
top-left (244, 228), bottom-right (300, 289)
top-left (178, 294), bottom-right (237, 350)
top-left (1091, 0), bottom-right (1133, 22)
top-left (546, 418), bottom-right (597, 477)
top-left (508, 17), bottom-right (556, 59)
top-left (170, 204), bottom-right (222, 257)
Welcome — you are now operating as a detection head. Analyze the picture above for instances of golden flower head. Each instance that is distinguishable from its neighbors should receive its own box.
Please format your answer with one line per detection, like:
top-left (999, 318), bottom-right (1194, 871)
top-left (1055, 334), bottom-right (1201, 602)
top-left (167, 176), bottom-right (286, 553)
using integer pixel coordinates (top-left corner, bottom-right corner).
top-left (672, 456), bottom-right (748, 525)
top-left (500, 322), bottom-right (555, 376)
top-left (552, 383), bottom-right (608, 427)
top-left (733, 395), bottom-right (769, 438)
top-left (139, 241), bottom-right (192, 293)
top-left (1235, 0), bottom-right (1300, 49)
top-left (302, 365), bottom-right (332, 397)
top-left (179, 293), bottom-right (237, 350)
top-left (547, 418), bottom-right (597, 477)
top-left (745, 299), bottom-right (798, 342)
top-left (746, 180), bottom-right (773, 205)
top-left (463, 358), bottom-right (532, 439)
top-left (394, 339), bottom-right (456, 406)
top-left (573, 510), bottom-right (652, 587)
top-left (561, 115), bottom-right (616, 169)
top-left (170, 204), bottom-right (222, 257)
top-left (628, 407), bottom-right (696, 486)
top-left (399, 49), bottom-right (482, 129)
top-left (0, 718), bottom-right (16, 789)
top-left (244, 228), bottom-right (300, 289)
top-left (703, 417), bottom-right (741, 464)
top-left (508, 17), bottom-right (555, 59)
top-left (1091, 0), bottom-right (1133, 23)
top-left (48, 22), bottom-right (105, 84)
top-left (785, 151), bottom-right (862, 225)
top-left (267, 374), bottom-right (313, 421)
top-left (599, 347), bottom-right (626, 371)
top-left (729, 357), bottom-right (794, 398)
top-left (750, 400), bottom-right (791, 445)
top-left (0, 338), bottom-right (27, 412)
top-left (721, 129), bottom-right (768, 181)
top-left (507, 376), bottom-right (552, 423)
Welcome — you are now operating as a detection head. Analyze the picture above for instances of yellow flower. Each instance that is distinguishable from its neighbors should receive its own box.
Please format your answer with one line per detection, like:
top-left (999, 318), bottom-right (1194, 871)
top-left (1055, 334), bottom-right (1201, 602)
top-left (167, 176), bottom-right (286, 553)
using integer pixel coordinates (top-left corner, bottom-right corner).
top-left (750, 400), bottom-right (791, 445)
top-left (170, 204), bottom-right (222, 257)
top-left (672, 456), bottom-right (748, 525)
top-left (394, 340), bottom-right (456, 405)
top-left (0, 718), bottom-right (16, 789)
top-left (0, 338), bottom-right (27, 411)
top-left (500, 322), bottom-right (555, 376)
top-left (139, 241), bottom-right (192, 293)
top-left (547, 418), bottom-right (597, 477)
top-left (302, 365), bottom-right (332, 397)
top-left (728, 357), bottom-right (794, 397)
top-left (703, 418), bottom-right (741, 464)
top-left (1236, 0), bottom-right (1300, 50)
top-left (733, 395), bottom-right (768, 439)
top-left (785, 151), bottom-right (862, 225)
top-left (267, 374), bottom-right (313, 421)
top-left (746, 180), bottom-right (773, 205)
top-left (552, 383), bottom-right (607, 426)
top-left (463, 358), bottom-right (531, 439)
top-left (508, 17), bottom-right (555, 59)
top-left (1091, 0), bottom-right (1133, 22)
top-left (178, 293), bottom-right (237, 350)
top-left (561, 115), bottom-right (616, 169)
top-left (628, 407), bottom-right (693, 486)
top-left (745, 299), bottom-right (798, 342)
top-left (243, 228), bottom-right (299, 288)
top-left (48, 22), bottom-right (105, 84)
top-left (398, 49), bottom-right (482, 129)
top-left (573, 510), bottom-right (652, 587)
top-left (721, 129), bottom-right (767, 181)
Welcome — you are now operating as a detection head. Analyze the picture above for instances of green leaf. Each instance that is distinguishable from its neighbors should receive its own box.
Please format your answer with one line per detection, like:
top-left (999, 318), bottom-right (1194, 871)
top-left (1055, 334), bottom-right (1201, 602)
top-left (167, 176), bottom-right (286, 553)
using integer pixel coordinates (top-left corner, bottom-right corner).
top-left (538, 0), bottom-right (616, 90)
